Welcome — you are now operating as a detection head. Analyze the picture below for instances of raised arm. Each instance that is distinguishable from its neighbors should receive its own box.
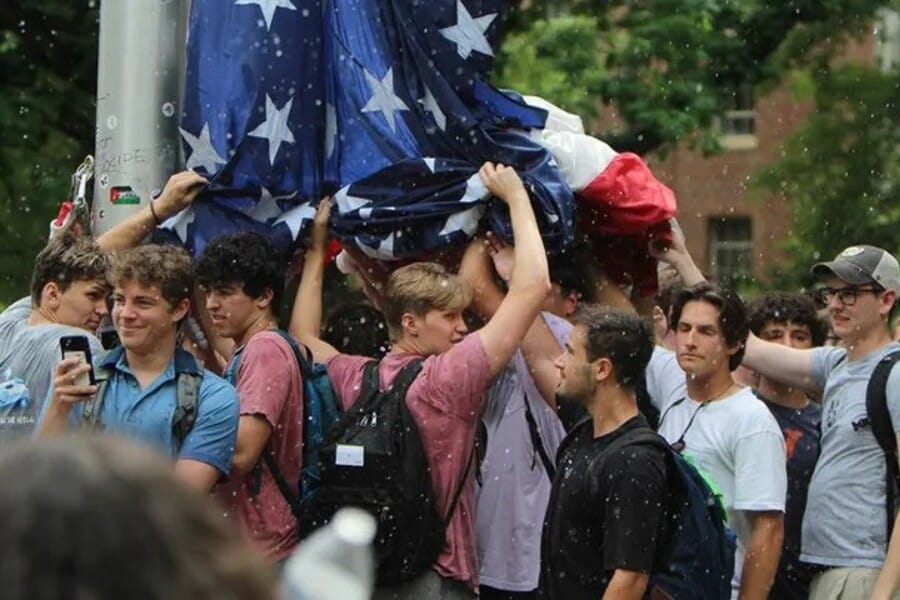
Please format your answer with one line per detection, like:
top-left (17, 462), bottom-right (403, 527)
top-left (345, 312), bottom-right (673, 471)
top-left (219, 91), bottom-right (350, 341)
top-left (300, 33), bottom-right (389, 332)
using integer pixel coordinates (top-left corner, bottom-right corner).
top-left (649, 218), bottom-right (706, 288)
top-left (459, 236), bottom-right (562, 407)
top-left (458, 236), bottom-right (504, 320)
top-left (742, 333), bottom-right (819, 393)
top-left (476, 163), bottom-right (551, 377)
top-left (288, 199), bottom-right (339, 363)
top-left (96, 170), bottom-right (207, 252)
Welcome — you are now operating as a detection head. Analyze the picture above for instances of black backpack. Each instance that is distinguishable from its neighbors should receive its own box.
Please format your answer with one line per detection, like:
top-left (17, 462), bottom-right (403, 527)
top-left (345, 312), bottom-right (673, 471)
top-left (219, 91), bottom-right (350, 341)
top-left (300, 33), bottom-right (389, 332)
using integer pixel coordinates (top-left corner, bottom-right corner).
top-left (299, 359), bottom-right (470, 586)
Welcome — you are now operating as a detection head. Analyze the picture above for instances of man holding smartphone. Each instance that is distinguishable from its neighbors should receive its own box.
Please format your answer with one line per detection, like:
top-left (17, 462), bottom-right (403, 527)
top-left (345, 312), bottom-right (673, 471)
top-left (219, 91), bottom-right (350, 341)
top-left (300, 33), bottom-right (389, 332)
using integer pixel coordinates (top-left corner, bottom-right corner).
top-left (0, 232), bottom-right (109, 441)
top-left (37, 244), bottom-right (239, 493)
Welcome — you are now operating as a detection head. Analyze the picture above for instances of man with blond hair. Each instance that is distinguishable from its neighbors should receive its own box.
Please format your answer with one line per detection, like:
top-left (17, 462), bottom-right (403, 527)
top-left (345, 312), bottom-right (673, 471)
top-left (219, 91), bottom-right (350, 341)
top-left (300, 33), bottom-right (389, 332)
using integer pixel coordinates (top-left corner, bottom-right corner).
top-left (0, 232), bottom-right (109, 440)
top-left (292, 162), bottom-right (551, 599)
top-left (38, 244), bottom-right (239, 493)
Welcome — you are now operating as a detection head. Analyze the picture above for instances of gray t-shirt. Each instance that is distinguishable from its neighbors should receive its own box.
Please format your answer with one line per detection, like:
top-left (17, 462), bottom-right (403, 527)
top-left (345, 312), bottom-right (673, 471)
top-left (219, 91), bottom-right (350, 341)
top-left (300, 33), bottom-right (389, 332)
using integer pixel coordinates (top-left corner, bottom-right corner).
top-left (801, 342), bottom-right (900, 568)
top-left (0, 297), bottom-right (103, 439)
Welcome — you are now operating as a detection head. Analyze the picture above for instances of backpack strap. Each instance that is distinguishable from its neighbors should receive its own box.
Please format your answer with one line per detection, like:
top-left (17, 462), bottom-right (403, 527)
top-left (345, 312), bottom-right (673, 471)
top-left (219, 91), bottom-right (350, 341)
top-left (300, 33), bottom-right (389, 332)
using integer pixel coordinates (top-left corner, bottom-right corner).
top-left (250, 331), bottom-right (306, 510)
top-left (866, 349), bottom-right (900, 541)
top-left (83, 360), bottom-right (201, 449)
top-left (82, 364), bottom-right (115, 429)
top-left (523, 394), bottom-right (556, 480)
top-left (263, 448), bottom-right (303, 517)
top-left (172, 372), bottom-right (202, 448)
top-left (444, 442), bottom-right (475, 526)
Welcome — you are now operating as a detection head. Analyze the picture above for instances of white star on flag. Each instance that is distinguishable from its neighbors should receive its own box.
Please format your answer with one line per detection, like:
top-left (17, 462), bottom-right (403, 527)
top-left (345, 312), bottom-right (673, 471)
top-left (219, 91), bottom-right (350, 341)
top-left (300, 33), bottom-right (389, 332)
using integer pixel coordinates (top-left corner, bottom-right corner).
top-left (161, 207), bottom-right (196, 243)
top-left (248, 94), bottom-right (296, 165)
top-left (421, 86), bottom-right (447, 131)
top-left (439, 173), bottom-right (490, 237)
top-left (180, 123), bottom-right (226, 174)
top-left (440, 0), bottom-right (497, 60)
top-left (235, 0), bottom-right (297, 31)
top-left (439, 205), bottom-right (485, 237)
top-left (275, 200), bottom-right (317, 239)
top-left (423, 158), bottom-right (437, 173)
top-left (247, 187), bottom-right (296, 223)
top-left (334, 186), bottom-right (372, 213)
top-left (361, 68), bottom-right (410, 133)
top-left (460, 173), bottom-right (490, 203)
top-left (356, 232), bottom-right (397, 260)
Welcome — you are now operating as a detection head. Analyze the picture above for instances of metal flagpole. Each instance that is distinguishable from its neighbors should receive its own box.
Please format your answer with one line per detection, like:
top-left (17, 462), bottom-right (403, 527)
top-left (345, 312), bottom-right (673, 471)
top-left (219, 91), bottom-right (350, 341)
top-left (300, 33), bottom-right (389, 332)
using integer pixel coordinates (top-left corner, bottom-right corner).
top-left (91, 0), bottom-right (190, 234)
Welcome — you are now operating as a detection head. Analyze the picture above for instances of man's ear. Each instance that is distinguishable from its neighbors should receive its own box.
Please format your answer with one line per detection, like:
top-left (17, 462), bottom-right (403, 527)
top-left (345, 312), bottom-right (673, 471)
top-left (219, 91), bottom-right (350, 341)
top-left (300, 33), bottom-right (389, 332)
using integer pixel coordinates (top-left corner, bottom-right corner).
top-left (595, 357), bottom-right (614, 384)
top-left (41, 281), bottom-right (62, 309)
top-left (171, 298), bottom-right (191, 324)
top-left (401, 312), bottom-right (419, 337)
top-left (880, 290), bottom-right (897, 319)
top-left (564, 290), bottom-right (579, 318)
top-left (725, 339), bottom-right (745, 358)
top-left (255, 288), bottom-right (274, 310)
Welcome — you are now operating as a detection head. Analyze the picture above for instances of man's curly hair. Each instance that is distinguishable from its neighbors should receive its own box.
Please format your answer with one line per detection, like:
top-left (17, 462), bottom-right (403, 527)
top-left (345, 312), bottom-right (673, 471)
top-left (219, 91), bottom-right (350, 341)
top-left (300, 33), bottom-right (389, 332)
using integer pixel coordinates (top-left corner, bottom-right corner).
top-left (748, 291), bottom-right (827, 347)
top-left (195, 232), bottom-right (287, 310)
top-left (110, 244), bottom-right (195, 308)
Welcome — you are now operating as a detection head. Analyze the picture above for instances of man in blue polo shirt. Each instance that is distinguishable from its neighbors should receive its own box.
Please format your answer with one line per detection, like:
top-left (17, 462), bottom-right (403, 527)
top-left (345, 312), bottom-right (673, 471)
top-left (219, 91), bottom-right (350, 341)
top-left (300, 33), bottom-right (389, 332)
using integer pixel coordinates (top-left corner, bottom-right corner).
top-left (38, 244), bottom-right (239, 492)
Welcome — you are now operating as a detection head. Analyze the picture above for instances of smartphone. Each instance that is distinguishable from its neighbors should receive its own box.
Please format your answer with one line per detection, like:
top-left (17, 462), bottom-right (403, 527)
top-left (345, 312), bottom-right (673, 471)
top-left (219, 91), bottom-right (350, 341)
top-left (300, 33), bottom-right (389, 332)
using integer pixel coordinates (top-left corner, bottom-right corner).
top-left (59, 335), bottom-right (96, 386)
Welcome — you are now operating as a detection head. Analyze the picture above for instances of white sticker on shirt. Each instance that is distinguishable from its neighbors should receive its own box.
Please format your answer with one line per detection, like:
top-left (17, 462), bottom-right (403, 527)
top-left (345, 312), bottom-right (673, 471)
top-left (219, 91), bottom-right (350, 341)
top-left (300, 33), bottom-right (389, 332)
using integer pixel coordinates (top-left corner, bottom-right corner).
top-left (335, 444), bottom-right (364, 467)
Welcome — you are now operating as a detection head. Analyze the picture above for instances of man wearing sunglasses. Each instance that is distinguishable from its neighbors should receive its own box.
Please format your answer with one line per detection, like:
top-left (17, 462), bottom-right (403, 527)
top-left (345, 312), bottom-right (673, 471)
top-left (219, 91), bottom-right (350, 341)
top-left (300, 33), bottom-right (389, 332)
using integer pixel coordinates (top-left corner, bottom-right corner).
top-left (743, 245), bottom-right (900, 600)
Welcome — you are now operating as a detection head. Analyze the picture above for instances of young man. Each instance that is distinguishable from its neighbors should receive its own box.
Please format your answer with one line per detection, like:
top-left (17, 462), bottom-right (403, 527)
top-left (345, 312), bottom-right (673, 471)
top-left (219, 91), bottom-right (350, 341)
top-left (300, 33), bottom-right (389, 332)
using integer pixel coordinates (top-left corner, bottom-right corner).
top-left (747, 292), bottom-right (827, 599)
top-left (196, 231), bottom-right (303, 563)
top-left (742, 245), bottom-right (900, 599)
top-left (460, 242), bottom-right (593, 600)
top-left (0, 232), bottom-right (109, 439)
top-left (540, 306), bottom-right (667, 600)
top-left (645, 282), bottom-right (786, 600)
top-left (37, 244), bottom-right (239, 493)
top-left (291, 162), bottom-right (551, 599)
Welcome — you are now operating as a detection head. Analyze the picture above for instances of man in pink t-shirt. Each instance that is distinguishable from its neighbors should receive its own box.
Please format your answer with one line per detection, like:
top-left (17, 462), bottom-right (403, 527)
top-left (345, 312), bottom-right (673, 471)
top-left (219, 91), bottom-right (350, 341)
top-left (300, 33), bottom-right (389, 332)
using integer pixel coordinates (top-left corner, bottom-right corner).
top-left (291, 162), bottom-right (551, 599)
top-left (198, 232), bottom-right (303, 563)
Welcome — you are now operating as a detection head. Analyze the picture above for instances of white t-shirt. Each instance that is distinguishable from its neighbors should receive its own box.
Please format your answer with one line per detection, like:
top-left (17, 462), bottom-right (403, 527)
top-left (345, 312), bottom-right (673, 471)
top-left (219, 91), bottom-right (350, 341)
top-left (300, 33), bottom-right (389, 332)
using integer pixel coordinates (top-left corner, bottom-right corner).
top-left (646, 347), bottom-right (787, 597)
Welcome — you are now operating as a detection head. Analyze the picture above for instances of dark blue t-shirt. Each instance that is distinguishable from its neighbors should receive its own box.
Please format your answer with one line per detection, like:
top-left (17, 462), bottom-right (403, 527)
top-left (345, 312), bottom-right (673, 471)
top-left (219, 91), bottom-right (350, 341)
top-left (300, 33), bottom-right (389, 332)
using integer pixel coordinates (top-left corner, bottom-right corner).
top-left (756, 391), bottom-right (821, 600)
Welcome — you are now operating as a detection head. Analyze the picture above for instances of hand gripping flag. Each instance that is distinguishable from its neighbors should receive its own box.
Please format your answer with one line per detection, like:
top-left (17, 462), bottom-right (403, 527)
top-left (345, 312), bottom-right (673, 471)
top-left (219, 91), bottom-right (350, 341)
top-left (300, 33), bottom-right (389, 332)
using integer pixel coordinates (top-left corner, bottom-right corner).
top-left (170, 0), bottom-right (575, 257)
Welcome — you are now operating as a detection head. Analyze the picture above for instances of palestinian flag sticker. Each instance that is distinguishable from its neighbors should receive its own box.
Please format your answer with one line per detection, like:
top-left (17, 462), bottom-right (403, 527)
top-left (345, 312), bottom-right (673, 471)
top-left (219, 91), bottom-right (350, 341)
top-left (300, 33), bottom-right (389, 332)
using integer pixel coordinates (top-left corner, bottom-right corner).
top-left (110, 186), bottom-right (141, 205)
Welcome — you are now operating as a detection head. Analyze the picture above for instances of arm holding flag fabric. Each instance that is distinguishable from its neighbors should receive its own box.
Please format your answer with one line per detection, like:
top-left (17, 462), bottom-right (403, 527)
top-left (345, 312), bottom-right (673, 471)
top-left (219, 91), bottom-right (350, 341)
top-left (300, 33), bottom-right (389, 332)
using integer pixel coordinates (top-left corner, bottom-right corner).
top-left (97, 171), bottom-right (207, 252)
top-left (290, 200), bottom-right (340, 364)
top-left (459, 236), bottom-right (562, 407)
top-left (475, 163), bottom-right (551, 378)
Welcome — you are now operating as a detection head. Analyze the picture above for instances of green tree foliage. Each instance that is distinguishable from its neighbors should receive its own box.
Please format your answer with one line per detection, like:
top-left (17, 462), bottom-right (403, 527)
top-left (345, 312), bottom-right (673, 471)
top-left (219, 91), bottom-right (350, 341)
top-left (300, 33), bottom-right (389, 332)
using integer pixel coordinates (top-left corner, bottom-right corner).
top-left (0, 2), bottom-right (98, 303)
top-left (497, 0), bottom-right (889, 154)
top-left (755, 63), bottom-right (900, 288)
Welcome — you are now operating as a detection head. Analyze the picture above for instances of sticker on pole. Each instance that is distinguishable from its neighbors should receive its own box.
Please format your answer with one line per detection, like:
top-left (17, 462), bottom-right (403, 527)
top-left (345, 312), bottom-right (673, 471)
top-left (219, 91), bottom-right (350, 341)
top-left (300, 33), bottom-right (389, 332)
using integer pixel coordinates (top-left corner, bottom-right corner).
top-left (110, 186), bottom-right (141, 205)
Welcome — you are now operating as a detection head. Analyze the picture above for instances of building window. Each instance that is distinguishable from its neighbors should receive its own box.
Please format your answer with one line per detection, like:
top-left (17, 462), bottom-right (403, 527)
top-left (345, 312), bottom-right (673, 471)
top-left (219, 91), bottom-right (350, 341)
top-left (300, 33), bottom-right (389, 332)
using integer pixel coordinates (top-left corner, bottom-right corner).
top-left (718, 82), bottom-right (757, 150)
top-left (876, 9), bottom-right (900, 72)
top-left (708, 216), bottom-right (753, 285)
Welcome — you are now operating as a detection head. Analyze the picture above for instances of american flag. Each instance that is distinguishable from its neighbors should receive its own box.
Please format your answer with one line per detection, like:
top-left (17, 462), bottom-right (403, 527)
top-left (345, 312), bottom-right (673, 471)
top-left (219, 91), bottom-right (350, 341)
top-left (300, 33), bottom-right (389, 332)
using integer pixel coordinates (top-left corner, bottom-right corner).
top-left (166, 0), bottom-right (575, 258)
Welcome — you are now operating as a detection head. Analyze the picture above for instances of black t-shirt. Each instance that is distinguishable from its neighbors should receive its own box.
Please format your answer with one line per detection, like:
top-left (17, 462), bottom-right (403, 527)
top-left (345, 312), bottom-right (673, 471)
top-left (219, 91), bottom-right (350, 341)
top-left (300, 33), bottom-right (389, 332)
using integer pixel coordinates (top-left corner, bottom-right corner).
top-left (755, 391), bottom-right (822, 600)
top-left (539, 415), bottom-right (669, 600)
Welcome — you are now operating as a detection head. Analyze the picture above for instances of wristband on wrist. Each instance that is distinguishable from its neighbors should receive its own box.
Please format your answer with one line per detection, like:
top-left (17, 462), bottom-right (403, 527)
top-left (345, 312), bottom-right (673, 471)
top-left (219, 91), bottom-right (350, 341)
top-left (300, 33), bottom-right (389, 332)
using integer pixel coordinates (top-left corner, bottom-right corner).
top-left (149, 200), bottom-right (161, 225)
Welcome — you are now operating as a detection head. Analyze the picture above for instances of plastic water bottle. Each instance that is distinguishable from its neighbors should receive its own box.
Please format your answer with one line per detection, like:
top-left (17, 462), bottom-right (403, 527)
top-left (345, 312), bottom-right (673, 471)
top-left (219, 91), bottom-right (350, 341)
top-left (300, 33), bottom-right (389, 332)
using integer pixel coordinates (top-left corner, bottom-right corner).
top-left (282, 508), bottom-right (377, 600)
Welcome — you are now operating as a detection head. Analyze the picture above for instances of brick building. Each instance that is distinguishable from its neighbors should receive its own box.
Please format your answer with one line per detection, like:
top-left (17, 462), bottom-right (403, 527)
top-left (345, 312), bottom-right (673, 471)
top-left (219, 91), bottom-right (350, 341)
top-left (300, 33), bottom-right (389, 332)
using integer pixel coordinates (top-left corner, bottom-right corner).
top-left (645, 14), bottom-right (898, 287)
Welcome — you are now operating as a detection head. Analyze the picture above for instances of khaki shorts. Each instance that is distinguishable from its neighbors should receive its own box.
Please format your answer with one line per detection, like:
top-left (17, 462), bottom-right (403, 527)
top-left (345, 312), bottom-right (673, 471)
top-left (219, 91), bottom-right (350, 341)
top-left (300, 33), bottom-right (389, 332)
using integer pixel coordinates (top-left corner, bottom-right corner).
top-left (809, 567), bottom-right (897, 600)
